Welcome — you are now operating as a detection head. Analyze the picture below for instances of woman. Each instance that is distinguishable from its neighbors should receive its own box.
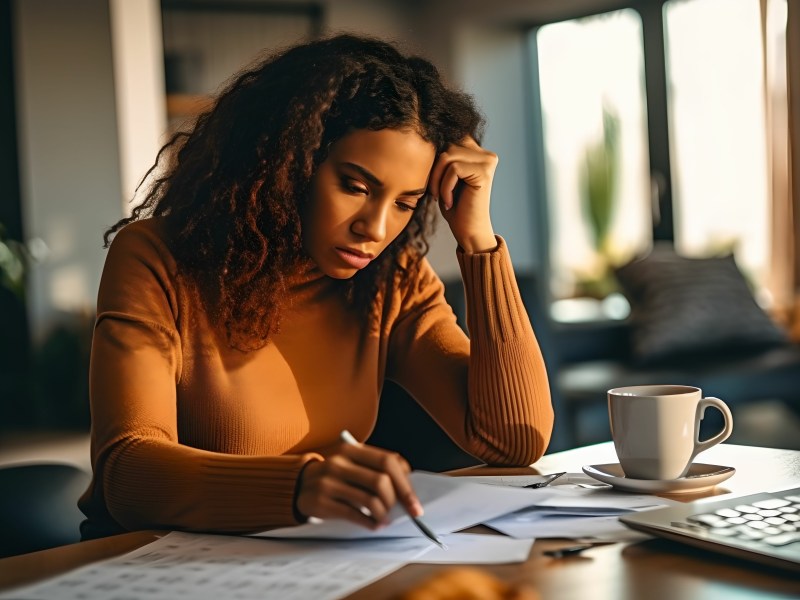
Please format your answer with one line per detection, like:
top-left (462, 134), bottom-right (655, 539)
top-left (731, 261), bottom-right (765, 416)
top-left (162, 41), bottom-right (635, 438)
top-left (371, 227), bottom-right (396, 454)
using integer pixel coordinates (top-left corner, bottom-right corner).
top-left (79, 34), bottom-right (553, 539)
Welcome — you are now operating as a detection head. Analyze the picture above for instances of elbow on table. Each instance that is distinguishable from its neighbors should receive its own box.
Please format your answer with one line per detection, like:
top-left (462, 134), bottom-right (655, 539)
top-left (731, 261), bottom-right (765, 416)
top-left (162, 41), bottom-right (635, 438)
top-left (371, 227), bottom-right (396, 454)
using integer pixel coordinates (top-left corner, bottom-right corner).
top-left (477, 423), bottom-right (552, 467)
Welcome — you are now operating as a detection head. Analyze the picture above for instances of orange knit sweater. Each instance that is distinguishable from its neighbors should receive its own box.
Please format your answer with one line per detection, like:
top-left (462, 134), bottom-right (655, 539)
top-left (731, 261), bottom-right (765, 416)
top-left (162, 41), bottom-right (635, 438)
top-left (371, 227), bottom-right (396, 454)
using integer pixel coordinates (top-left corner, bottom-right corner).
top-left (78, 218), bottom-right (553, 537)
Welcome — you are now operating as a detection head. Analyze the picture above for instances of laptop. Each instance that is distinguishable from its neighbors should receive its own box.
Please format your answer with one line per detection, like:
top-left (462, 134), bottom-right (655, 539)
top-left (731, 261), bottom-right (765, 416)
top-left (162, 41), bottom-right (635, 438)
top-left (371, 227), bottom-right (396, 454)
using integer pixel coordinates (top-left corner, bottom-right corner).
top-left (619, 486), bottom-right (800, 572)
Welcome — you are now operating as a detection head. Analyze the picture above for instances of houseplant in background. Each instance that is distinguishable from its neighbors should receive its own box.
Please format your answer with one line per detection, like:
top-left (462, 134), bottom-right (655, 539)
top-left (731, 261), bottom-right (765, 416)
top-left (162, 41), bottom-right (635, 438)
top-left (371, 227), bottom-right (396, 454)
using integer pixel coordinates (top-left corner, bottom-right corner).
top-left (0, 221), bottom-right (26, 301)
top-left (0, 220), bottom-right (33, 428)
top-left (575, 106), bottom-right (620, 299)
top-left (0, 221), bottom-right (92, 430)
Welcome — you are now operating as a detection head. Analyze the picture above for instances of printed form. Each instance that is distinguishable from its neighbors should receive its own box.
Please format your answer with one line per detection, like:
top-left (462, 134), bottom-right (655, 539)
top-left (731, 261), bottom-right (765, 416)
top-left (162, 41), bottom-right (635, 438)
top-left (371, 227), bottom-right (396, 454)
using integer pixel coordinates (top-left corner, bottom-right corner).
top-left (0, 531), bottom-right (534, 600)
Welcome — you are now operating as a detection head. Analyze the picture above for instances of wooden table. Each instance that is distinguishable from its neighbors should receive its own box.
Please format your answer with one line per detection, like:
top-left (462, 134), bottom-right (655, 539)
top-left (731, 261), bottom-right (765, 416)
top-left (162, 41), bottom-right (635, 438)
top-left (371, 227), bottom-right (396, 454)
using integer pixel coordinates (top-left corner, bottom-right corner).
top-left (1, 443), bottom-right (798, 599)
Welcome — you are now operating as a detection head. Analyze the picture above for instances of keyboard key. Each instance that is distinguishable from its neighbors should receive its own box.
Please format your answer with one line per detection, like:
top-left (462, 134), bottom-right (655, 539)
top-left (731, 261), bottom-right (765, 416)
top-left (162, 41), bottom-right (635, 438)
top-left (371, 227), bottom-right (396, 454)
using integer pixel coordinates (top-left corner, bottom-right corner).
top-left (725, 517), bottom-right (747, 525)
top-left (736, 528), bottom-right (766, 540)
top-left (778, 506), bottom-right (797, 514)
top-left (746, 521), bottom-right (770, 530)
top-left (709, 527), bottom-right (739, 537)
top-left (757, 509), bottom-right (782, 518)
top-left (779, 524), bottom-right (797, 532)
top-left (763, 526), bottom-right (784, 536)
top-left (734, 505), bottom-right (760, 514)
top-left (763, 516), bottom-right (787, 526)
top-left (783, 514), bottom-right (800, 522)
top-left (688, 514), bottom-right (723, 526)
top-left (743, 514), bottom-right (764, 521)
top-left (752, 498), bottom-right (791, 510)
top-left (784, 495), bottom-right (800, 503)
top-left (715, 508), bottom-right (741, 518)
top-left (671, 521), bottom-right (704, 532)
top-left (762, 532), bottom-right (800, 546)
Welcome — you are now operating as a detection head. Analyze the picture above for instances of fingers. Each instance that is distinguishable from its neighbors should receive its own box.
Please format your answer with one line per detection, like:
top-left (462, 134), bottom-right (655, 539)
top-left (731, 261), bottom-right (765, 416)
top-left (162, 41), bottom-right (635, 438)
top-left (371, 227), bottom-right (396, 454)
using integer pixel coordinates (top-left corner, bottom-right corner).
top-left (427, 140), bottom-right (498, 210)
top-left (313, 476), bottom-right (390, 529)
top-left (437, 162), bottom-right (482, 210)
top-left (340, 444), bottom-right (422, 517)
top-left (295, 443), bottom-right (421, 531)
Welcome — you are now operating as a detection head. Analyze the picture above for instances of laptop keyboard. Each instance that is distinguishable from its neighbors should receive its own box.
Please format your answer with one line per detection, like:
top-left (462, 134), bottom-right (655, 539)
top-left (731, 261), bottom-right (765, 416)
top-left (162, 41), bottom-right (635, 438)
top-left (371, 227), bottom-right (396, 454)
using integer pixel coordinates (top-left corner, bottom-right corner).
top-left (678, 493), bottom-right (800, 548)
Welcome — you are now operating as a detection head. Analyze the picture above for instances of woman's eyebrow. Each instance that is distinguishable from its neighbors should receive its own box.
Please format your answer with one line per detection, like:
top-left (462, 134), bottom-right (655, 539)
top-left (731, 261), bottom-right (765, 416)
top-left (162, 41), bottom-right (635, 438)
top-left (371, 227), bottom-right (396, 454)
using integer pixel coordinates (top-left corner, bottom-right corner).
top-left (340, 162), bottom-right (427, 196)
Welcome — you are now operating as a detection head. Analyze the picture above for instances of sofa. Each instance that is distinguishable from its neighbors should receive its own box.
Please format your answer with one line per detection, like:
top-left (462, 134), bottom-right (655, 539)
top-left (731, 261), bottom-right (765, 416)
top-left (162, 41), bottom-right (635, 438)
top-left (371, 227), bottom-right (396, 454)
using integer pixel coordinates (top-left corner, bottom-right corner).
top-left (547, 318), bottom-right (800, 451)
top-left (368, 265), bottom-right (800, 462)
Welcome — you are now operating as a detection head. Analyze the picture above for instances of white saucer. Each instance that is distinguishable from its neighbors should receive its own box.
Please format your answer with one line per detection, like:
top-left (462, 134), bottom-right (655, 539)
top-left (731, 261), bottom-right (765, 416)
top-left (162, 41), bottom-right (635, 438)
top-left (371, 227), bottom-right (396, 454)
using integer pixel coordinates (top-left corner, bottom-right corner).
top-left (581, 463), bottom-right (735, 494)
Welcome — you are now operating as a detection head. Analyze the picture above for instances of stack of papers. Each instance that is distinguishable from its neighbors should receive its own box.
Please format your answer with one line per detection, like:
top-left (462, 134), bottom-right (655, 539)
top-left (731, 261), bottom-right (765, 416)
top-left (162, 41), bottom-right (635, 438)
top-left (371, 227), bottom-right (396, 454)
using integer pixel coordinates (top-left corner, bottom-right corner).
top-left (484, 485), bottom-right (676, 541)
top-left (256, 471), bottom-right (675, 543)
top-left (0, 471), bottom-right (677, 599)
top-left (0, 532), bottom-right (535, 600)
top-left (254, 471), bottom-right (542, 540)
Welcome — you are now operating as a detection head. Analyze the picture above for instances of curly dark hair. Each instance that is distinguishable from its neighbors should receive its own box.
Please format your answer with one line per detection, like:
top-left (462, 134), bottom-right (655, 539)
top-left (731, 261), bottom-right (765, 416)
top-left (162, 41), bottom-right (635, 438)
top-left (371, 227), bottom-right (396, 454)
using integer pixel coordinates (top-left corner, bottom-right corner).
top-left (104, 33), bottom-right (484, 351)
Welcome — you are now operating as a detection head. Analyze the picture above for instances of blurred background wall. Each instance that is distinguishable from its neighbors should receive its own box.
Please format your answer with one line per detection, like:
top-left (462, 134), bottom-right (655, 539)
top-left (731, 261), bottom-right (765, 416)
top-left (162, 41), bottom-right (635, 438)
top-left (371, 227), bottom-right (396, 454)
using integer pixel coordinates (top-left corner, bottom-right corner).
top-left (2, 0), bottom-right (798, 458)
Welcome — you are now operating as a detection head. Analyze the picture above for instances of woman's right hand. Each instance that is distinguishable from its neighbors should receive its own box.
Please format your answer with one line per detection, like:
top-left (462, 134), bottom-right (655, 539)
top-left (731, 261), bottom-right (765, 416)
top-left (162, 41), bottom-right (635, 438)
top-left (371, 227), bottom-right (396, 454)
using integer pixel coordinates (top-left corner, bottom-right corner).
top-left (295, 441), bottom-right (423, 529)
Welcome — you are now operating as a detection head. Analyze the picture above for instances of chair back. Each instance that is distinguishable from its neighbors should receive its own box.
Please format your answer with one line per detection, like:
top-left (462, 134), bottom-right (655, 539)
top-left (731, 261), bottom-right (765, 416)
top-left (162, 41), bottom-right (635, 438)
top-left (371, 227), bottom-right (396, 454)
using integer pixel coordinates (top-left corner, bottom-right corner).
top-left (0, 462), bottom-right (90, 557)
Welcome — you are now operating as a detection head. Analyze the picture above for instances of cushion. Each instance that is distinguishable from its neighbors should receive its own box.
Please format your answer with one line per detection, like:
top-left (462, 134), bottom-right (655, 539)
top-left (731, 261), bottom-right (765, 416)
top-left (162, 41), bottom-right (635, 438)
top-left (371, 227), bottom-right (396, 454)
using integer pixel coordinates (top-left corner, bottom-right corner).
top-left (614, 246), bottom-right (788, 365)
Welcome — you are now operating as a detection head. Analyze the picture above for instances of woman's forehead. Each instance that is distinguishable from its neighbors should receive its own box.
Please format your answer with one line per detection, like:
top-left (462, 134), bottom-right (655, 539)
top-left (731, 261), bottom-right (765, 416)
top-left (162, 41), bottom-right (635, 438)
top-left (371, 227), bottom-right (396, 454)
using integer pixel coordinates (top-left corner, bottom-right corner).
top-left (327, 128), bottom-right (437, 186)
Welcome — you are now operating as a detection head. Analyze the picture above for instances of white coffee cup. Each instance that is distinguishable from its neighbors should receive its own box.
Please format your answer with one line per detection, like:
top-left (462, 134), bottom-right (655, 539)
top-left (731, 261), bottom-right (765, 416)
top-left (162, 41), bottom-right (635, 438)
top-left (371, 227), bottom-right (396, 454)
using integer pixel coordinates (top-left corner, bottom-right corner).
top-left (608, 385), bottom-right (733, 480)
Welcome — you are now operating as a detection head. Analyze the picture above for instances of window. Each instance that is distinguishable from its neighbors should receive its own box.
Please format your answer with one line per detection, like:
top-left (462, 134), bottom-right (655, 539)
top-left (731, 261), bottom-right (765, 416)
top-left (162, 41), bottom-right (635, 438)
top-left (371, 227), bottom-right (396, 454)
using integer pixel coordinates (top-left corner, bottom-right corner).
top-left (665, 0), bottom-right (770, 292)
top-left (531, 0), bottom-right (788, 320)
top-left (536, 10), bottom-right (650, 319)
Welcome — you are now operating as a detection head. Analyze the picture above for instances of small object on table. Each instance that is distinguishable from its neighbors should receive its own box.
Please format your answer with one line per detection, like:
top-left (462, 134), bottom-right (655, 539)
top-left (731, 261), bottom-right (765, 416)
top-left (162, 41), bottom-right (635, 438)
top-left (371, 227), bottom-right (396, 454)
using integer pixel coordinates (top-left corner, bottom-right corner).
top-left (398, 567), bottom-right (540, 600)
top-left (542, 543), bottom-right (597, 558)
top-left (524, 472), bottom-right (566, 488)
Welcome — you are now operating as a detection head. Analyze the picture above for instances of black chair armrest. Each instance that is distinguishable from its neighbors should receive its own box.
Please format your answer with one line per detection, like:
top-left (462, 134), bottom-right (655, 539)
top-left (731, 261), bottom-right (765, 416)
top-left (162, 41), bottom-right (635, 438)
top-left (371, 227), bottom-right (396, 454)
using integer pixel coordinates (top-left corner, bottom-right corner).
top-left (551, 320), bottom-right (633, 364)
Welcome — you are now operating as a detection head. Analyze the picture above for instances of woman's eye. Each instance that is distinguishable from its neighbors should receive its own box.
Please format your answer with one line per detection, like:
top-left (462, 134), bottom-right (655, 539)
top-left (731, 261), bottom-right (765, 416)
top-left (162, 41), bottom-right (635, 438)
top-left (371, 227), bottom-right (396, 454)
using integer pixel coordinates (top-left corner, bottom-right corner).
top-left (342, 179), bottom-right (368, 195)
top-left (396, 202), bottom-right (416, 213)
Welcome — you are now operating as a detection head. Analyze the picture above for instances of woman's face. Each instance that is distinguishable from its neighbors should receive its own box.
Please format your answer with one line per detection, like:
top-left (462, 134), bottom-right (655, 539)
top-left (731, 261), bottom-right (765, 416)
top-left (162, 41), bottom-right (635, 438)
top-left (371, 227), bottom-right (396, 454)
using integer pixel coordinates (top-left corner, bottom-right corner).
top-left (302, 128), bottom-right (436, 279)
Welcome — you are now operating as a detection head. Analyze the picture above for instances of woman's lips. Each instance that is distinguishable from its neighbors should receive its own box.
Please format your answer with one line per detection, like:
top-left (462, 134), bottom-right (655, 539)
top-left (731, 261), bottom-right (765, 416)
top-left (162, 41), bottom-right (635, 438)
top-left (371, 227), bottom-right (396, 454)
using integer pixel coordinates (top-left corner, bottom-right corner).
top-left (334, 247), bottom-right (373, 269)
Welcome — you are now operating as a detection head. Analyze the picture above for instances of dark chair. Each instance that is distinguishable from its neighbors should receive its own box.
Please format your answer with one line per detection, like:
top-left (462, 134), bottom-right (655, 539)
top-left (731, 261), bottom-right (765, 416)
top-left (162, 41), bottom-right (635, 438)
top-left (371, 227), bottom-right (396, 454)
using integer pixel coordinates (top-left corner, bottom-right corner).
top-left (0, 462), bottom-right (90, 558)
top-left (437, 271), bottom-right (800, 453)
top-left (366, 274), bottom-right (559, 471)
top-left (367, 380), bottom-right (482, 472)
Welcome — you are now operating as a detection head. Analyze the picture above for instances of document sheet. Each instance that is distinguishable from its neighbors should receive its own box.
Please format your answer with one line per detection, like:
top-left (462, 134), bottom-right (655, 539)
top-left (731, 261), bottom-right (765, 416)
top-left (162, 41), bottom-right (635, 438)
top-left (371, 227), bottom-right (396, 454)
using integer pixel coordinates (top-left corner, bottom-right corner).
top-left (0, 532), bottom-right (535, 600)
top-left (255, 471), bottom-right (541, 541)
top-left (0, 532), bottom-right (431, 600)
top-left (484, 486), bottom-right (677, 540)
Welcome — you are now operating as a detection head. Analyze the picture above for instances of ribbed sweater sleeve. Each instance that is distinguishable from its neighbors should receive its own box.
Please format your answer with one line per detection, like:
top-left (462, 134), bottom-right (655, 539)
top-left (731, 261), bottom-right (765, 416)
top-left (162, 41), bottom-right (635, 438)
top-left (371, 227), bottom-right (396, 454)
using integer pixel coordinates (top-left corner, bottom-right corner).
top-left (387, 236), bottom-right (553, 466)
top-left (457, 237), bottom-right (554, 463)
top-left (98, 435), bottom-right (316, 533)
top-left (80, 223), bottom-right (321, 535)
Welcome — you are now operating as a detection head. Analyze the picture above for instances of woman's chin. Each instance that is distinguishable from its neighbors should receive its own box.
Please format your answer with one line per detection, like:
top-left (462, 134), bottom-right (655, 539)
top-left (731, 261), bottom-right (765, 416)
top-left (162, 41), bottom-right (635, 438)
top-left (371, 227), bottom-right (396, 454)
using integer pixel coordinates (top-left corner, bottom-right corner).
top-left (322, 266), bottom-right (360, 280)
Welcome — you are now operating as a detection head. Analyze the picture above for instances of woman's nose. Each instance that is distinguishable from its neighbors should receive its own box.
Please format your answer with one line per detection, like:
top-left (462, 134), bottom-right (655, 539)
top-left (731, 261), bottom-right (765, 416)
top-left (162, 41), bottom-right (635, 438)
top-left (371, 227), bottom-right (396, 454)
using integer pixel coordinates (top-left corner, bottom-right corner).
top-left (351, 202), bottom-right (388, 242)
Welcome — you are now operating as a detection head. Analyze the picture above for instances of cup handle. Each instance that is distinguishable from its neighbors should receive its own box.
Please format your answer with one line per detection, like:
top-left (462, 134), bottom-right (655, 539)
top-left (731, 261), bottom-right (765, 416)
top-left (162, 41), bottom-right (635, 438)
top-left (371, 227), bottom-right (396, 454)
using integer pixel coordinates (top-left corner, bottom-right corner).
top-left (690, 396), bottom-right (734, 461)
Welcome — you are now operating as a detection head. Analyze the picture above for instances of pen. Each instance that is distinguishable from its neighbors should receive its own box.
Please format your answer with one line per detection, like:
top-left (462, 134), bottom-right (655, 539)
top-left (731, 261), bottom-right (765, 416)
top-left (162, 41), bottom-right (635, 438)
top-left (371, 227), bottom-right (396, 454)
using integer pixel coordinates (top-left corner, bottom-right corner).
top-left (339, 430), bottom-right (447, 550)
top-left (543, 543), bottom-right (594, 558)
top-left (524, 471), bottom-right (566, 489)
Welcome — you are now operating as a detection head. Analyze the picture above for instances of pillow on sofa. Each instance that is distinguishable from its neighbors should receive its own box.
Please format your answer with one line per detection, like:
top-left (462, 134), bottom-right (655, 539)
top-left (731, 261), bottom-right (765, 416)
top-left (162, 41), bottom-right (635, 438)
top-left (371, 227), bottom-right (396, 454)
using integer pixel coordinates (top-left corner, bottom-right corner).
top-left (614, 246), bottom-right (788, 365)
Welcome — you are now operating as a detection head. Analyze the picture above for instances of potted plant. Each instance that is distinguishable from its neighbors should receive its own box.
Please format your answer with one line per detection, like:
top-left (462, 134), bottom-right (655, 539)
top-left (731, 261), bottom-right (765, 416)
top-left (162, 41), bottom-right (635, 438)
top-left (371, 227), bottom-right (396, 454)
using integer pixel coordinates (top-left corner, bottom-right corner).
top-left (576, 106), bottom-right (620, 299)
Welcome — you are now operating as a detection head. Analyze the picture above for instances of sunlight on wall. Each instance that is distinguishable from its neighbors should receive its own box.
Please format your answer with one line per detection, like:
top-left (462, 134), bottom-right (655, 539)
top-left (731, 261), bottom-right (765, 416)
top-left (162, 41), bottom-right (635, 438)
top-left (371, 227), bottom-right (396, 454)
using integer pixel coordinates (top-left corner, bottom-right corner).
top-left (665, 0), bottom-right (770, 292)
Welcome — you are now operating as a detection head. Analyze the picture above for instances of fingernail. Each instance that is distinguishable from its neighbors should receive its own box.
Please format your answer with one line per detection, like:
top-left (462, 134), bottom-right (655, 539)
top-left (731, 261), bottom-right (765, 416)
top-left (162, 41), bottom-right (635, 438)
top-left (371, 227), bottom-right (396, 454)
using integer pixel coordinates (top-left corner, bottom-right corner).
top-left (412, 500), bottom-right (424, 516)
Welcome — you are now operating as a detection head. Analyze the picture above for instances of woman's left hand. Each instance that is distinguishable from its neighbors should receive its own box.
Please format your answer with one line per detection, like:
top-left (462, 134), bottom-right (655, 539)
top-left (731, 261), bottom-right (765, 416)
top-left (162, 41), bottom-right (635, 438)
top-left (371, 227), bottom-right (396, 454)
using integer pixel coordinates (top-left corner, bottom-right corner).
top-left (428, 137), bottom-right (498, 253)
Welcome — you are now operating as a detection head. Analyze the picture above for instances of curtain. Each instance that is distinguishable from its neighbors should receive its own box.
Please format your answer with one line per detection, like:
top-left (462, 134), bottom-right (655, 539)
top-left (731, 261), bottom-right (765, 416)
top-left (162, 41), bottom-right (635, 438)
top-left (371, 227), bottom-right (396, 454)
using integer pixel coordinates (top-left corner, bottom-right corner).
top-left (762, 0), bottom-right (800, 341)
top-left (789, 0), bottom-right (800, 341)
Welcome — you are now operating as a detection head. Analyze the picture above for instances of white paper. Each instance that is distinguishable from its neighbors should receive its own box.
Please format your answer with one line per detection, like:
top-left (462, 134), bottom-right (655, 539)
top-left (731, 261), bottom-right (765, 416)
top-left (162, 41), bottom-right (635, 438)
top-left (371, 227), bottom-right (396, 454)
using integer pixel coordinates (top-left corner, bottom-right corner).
top-left (0, 531), bottom-right (433, 600)
top-left (485, 513), bottom-right (651, 542)
top-left (528, 486), bottom-right (676, 512)
top-left (453, 472), bottom-right (610, 489)
top-left (482, 487), bottom-right (676, 542)
top-left (413, 533), bottom-right (534, 564)
top-left (255, 471), bottom-right (541, 541)
top-left (453, 474), bottom-right (558, 487)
